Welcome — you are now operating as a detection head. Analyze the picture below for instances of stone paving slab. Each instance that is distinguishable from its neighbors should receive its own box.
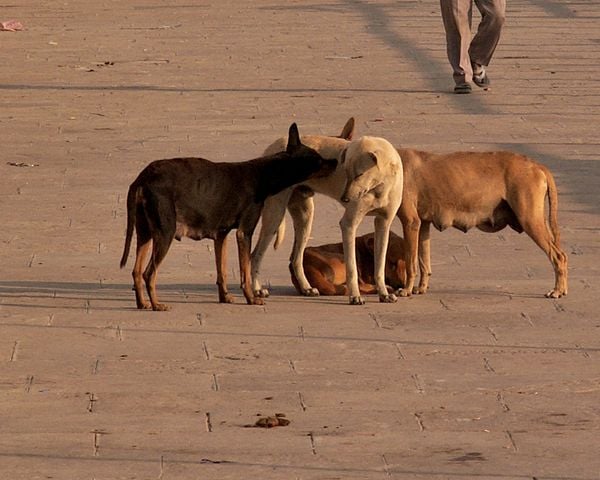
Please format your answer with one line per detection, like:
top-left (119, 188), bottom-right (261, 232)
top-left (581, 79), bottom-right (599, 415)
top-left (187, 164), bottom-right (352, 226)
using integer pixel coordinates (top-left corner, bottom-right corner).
top-left (1, 1), bottom-right (599, 479)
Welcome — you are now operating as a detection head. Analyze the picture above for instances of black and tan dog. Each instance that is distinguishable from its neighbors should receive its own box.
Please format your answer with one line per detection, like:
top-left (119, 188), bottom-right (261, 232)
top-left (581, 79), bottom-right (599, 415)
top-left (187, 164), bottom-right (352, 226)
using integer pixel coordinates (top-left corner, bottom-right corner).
top-left (290, 231), bottom-right (407, 296)
top-left (119, 123), bottom-right (336, 310)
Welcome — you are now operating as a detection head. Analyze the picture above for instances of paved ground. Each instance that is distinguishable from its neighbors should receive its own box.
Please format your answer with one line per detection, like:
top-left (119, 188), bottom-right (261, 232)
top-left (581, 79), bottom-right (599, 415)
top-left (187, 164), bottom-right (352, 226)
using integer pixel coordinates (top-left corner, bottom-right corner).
top-left (1, 1), bottom-right (599, 479)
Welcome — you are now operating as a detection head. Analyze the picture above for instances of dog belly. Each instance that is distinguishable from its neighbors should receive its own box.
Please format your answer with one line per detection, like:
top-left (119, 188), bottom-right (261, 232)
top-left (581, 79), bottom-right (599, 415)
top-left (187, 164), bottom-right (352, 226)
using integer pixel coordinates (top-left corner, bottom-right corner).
top-left (175, 222), bottom-right (210, 241)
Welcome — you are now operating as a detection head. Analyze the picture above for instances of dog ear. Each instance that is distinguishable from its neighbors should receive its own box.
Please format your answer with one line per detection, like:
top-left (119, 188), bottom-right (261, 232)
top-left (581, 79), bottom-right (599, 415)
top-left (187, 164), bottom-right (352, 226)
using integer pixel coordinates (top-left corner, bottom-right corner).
top-left (339, 148), bottom-right (347, 164)
top-left (287, 123), bottom-right (301, 152)
top-left (368, 152), bottom-right (378, 165)
top-left (340, 117), bottom-right (355, 140)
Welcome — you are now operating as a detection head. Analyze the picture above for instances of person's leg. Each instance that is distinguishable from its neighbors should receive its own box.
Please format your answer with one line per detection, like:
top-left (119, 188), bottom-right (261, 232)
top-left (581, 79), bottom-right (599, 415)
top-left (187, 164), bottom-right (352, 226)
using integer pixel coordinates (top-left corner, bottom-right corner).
top-left (470, 0), bottom-right (505, 78)
top-left (440, 0), bottom-right (474, 88)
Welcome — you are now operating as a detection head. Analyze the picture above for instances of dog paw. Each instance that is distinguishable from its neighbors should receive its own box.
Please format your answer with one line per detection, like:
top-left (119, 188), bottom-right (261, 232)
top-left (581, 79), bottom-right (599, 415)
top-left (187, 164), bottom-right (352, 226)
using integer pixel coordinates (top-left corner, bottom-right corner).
top-left (413, 286), bottom-right (428, 295)
top-left (254, 288), bottom-right (270, 298)
top-left (379, 293), bottom-right (398, 303)
top-left (152, 303), bottom-right (171, 311)
top-left (137, 302), bottom-right (152, 310)
top-left (349, 296), bottom-right (365, 305)
top-left (219, 294), bottom-right (235, 304)
top-left (397, 288), bottom-right (412, 298)
top-left (250, 297), bottom-right (266, 306)
top-left (301, 288), bottom-right (320, 297)
top-left (545, 289), bottom-right (566, 299)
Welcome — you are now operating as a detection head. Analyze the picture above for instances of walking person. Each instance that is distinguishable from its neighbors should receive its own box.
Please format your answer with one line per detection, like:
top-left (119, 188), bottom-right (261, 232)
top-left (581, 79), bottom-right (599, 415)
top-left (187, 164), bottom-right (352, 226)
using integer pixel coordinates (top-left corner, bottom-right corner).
top-left (440, 0), bottom-right (506, 94)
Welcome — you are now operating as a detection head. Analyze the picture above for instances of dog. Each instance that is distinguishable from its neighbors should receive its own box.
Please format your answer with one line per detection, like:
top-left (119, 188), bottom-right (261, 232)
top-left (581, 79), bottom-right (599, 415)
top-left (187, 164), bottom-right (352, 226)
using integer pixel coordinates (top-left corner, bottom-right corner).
top-left (339, 136), bottom-right (404, 304)
top-left (290, 231), bottom-right (407, 296)
top-left (251, 118), bottom-right (355, 297)
top-left (397, 148), bottom-right (568, 298)
top-left (119, 123), bottom-right (337, 310)
top-left (253, 118), bottom-right (568, 299)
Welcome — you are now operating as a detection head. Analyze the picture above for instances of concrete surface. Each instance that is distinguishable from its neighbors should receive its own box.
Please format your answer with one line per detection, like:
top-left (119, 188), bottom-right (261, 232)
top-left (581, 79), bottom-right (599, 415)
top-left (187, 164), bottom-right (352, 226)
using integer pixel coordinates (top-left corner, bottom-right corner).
top-left (1, 1), bottom-right (599, 479)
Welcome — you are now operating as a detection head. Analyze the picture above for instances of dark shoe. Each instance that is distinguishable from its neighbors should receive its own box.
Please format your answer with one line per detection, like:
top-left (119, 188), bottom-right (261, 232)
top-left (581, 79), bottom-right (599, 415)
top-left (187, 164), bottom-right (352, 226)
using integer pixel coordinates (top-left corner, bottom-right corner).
top-left (454, 82), bottom-right (472, 94)
top-left (473, 70), bottom-right (490, 89)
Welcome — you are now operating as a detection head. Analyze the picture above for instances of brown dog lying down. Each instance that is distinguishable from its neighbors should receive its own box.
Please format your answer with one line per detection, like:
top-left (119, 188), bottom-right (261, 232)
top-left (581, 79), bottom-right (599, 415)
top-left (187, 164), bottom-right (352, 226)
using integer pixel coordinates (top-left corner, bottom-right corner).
top-left (119, 123), bottom-right (337, 310)
top-left (290, 232), bottom-right (407, 296)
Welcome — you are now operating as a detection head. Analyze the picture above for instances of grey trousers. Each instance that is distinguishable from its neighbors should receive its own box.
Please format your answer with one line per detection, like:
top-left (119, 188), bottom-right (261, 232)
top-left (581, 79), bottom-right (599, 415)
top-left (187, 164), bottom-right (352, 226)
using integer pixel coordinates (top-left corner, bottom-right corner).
top-left (440, 0), bottom-right (506, 84)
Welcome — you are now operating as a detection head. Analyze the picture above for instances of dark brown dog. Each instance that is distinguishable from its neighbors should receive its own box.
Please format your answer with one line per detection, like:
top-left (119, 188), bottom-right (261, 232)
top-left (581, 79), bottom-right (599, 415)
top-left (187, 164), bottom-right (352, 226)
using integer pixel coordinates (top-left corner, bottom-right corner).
top-left (290, 231), bottom-right (407, 296)
top-left (119, 123), bottom-right (337, 310)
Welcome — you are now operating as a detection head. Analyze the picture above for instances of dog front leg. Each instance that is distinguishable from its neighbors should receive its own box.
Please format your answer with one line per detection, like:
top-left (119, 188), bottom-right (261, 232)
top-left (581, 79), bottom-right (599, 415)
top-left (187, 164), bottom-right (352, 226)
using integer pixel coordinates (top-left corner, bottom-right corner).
top-left (214, 231), bottom-right (234, 303)
top-left (237, 229), bottom-right (264, 305)
top-left (374, 215), bottom-right (397, 303)
top-left (340, 206), bottom-right (367, 305)
top-left (288, 192), bottom-right (319, 296)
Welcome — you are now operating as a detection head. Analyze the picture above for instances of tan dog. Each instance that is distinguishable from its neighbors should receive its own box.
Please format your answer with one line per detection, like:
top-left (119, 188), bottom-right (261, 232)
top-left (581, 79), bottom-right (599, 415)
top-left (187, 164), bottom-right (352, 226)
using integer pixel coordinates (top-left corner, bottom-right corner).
top-left (339, 136), bottom-right (404, 304)
top-left (290, 232), bottom-right (406, 296)
top-left (397, 148), bottom-right (568, 298)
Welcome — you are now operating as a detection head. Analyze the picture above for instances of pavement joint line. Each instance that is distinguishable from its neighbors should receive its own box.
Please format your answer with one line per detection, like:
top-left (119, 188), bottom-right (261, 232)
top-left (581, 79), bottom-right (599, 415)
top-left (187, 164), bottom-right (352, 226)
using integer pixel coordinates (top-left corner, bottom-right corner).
top-left (574, 344), bottom-right (591, 359)
top-left (158, 455), bottom-right (165, 480)
top-left (87, 393), bottom-right (98, 413)
top-left (520, 311), bottom-right (535, 326)
top-left (505, 430), bottom-right (518, 452)
top-left (369, 312), bottom-right (382, 328)
top-left (288, 359), bottom-right (298, 373)
top-left (298, 392), bottom-right (307, 412)
top-left (25, 375), bottom-right (34, 393)
top-left (483, 357), bottom-right (496, 373)
top-left (497, 392), bottom-right (510, 412)
top-left (394, 343), bottom-right (406, 360)
top-left (9, 340), bottom-right (19, 362)
top-left (298, 325), bottom-right (306, 341)
top-left (439, 299), bottom-right (451, 310)
top-left (411, 374), bottom-right (425, 394)
top-left (381, 454), bottom-right (392, 477)
top-left (205, 412), bottom-right (213, 433)
top-left (212, 373), bottom-right (220, 391)
top-left (307, 432), bottom-right (317, 455)
top-left (2, 322), bottom-right (598, 353)
top-left (487, 327), bottom-right (499, 343)
top-left (115, 324), bottom-right (124, 341)
top-left (202, 341), bottom-right (210, 360)
top-left (92, 358), bottom-right (100, 375)
top-left (413, 412), bottom-right (425, 432)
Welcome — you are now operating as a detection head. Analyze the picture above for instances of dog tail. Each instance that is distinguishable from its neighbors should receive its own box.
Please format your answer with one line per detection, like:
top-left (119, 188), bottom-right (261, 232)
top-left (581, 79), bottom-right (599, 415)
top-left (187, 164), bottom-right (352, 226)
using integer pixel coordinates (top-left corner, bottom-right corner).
top-left (119, 184), bottom-right (138, 268)
top-left (273, 218), bottom-right (286, 250)
top-left (545, 167), bottom-right (561, 246)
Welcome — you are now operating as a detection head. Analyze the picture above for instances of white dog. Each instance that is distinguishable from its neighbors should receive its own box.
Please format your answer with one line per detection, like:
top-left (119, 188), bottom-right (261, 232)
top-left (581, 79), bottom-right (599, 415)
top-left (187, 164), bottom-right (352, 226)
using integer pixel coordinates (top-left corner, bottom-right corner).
top-left (251, 119), bottom-right (355, 297)
top-left (338, 136), bottom-right (403, 304)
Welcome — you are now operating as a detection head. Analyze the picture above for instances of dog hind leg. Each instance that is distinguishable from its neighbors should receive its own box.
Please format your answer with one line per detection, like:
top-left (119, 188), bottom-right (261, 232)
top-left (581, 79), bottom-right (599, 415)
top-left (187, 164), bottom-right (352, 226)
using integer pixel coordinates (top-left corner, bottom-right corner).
top-left (399, 212), bottom-right (421, 297)
top-left (288, 190), bottom-right (319, 296)
top-left (142, 192), bottom-right (176, 311)
top-left (251, 190), bottom-right (294, 297)
top-left (511, 188), bottom-right (568, 298)
top-left (132, 202), bottom-right (152, 309)
top-left (237, 229), bottom-right (264, 305)
top-left (214, 231), bottom-right (234, 304)
top-left (143, 229), bottom-right (174, 311)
